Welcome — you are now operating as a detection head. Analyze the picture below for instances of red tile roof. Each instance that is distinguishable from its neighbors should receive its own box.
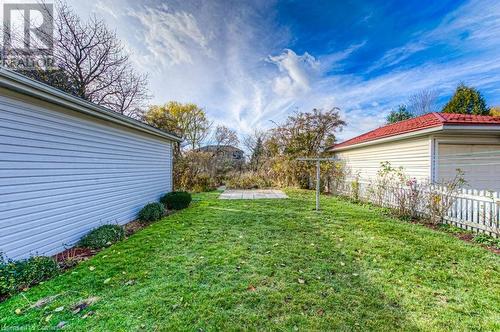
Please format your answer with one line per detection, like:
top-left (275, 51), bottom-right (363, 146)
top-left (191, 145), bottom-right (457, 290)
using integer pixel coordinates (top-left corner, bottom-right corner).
top-left (332, 112), bottom-right (500, 150)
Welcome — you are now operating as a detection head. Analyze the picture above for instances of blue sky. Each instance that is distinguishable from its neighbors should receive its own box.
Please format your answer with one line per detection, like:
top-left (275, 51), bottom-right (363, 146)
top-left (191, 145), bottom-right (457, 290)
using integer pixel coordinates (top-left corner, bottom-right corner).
top-left (67, 0), bottom-right (500, 141)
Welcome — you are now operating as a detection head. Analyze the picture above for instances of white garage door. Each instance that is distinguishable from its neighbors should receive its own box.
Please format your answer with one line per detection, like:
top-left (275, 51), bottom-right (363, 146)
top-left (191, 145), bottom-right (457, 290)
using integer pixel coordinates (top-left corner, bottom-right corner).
top-left (0, 94), bottom-right (173, 259)
top-left (437, 144), bottom-right (500, 192)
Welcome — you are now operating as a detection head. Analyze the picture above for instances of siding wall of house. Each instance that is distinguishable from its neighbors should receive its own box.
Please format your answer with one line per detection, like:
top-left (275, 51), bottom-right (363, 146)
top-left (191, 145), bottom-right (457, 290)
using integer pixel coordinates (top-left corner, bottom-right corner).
top-left (435, 135), bottom-right (500, 192)
top-left (335, 136), bottom-right (432, 182)
top-left (0, 89), bottom-right (173, 259)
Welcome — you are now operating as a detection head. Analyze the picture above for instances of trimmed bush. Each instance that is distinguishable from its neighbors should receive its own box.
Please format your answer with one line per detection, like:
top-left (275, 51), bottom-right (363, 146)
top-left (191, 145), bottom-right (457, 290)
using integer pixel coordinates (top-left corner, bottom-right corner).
top-left (160, 191), bottom-right (192, 210)
top-left (78, 224), bottom-right (125, 249)
top-left (138, 202), bottom-right (165, 222)
top-left (1, 256), bottom-right (60, 297)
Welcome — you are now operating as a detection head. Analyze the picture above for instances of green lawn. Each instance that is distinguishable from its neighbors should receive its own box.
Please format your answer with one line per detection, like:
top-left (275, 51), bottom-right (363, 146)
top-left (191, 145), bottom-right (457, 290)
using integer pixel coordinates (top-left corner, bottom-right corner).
top-left (1, 190), bottom-right (499, 331)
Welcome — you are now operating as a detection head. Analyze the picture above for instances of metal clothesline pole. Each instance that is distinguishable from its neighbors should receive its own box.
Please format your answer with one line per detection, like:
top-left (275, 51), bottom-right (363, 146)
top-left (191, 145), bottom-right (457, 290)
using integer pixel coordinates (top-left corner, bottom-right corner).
top-left (297, 157), bottom-right (340, 212)
top-left (316, 159), bottom-right (320, 211)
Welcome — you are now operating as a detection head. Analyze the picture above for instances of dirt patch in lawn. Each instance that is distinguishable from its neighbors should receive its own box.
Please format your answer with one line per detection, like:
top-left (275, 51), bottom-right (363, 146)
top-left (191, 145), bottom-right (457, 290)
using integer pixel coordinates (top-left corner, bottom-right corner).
top-left (124, 220), bottom-right (147, 236)
top-left (54, 247), bottom-right (99, 267)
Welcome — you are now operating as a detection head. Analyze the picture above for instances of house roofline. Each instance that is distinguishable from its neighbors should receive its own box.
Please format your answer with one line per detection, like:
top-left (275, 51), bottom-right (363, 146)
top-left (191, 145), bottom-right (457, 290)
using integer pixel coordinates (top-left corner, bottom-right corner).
top-left (441, 124), bottom-right (500, 132)
top-left (331, 126), bottom-right (444, 152)
top-left (331, 123), bottom-right (500, 152)
top-left (0, 67), bottom-right (183, 142)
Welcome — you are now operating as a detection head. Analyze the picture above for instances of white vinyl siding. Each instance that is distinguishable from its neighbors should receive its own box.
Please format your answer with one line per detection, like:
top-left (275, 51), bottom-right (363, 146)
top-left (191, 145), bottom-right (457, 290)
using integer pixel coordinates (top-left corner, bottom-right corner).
top-left (437, 143), bottom-right (500, 192)
top-left (335, 136), bottom-right (431, 182)
top-left (0, 92), bottom-right (173, 259)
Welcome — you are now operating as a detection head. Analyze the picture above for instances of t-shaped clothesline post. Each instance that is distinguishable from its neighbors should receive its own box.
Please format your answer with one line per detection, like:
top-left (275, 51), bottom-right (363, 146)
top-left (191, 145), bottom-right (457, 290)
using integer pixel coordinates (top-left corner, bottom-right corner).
top-left (296, 157), bottom-right (339, 212)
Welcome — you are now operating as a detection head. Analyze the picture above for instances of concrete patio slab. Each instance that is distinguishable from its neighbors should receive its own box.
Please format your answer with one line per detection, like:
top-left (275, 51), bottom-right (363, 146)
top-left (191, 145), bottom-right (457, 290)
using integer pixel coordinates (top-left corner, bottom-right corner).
top-left (219, 189), bottom-right (288, 200)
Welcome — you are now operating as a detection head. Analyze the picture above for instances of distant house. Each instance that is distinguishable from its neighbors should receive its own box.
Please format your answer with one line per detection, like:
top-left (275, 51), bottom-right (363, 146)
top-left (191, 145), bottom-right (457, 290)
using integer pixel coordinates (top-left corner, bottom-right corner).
top-left (196, 145), bottom-right (244, 162)
top-left (0, 68), bottom-right (182, 259)
top-left (330, 113), bottom-right (500, 192)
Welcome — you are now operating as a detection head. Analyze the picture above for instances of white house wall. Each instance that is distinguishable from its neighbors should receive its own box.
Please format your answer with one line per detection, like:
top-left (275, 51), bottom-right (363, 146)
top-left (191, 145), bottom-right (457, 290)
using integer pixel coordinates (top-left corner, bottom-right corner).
top-left (335, 136), bottom-right (432, 182)
top-left (0, 89), bottom-right (173, 259)
top-left (435, 135), bottom-right (500, 192)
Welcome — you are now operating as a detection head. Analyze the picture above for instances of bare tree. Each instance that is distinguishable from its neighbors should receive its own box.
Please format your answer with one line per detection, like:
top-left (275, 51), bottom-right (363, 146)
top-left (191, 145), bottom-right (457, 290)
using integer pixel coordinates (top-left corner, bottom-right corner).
top-left (102, 69), bottom-right (150, 119)
top-left (243, 130), bottom-right (267, 171)
top-left (408, 89), bottom-right (438, 116)
top-left (183, 107), bottom-right (212, 150)
top-left (269, 108), bottom-right (345, 157)
top-left (211, 125), bottom-right (239, 148)
top-left (3, 1), bottom-right (149, 116)
top-left (243, 130), bottom-right (266, 154)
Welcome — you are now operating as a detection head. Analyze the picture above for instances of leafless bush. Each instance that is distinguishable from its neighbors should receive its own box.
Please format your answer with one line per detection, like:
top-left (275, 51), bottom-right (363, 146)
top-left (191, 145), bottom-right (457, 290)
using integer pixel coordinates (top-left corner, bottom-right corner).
top-left (350, 174), bottom-right (361, 202)
top-left (327, 162), bottom-right (348, 195)
top-left (367, 162), bottom-right (427, 219)
top-left (426, 169), bottom-right (466, 225)
top-left (368, 162), bottom-right (395, 206)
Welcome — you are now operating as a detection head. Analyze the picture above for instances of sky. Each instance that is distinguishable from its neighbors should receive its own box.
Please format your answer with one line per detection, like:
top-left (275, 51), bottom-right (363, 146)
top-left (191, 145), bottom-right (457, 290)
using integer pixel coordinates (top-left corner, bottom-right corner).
top-left (65, 0), bottom-right (500, 142)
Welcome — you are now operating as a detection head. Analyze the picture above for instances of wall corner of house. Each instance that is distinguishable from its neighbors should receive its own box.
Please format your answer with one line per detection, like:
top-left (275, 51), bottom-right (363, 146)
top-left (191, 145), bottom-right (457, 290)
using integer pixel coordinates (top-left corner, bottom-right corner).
top-left (429, 136), bottom-right (437, 183)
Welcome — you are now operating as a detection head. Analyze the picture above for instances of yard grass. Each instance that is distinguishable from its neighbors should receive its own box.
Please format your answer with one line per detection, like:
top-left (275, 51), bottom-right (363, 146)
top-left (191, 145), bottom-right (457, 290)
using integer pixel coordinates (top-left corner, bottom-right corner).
top-left (1, 190), bottom-right (499, 331)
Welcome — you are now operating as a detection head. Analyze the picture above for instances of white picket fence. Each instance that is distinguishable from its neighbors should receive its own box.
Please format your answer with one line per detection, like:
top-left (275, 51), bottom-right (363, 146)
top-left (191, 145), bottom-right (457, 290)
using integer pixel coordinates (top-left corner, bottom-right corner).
top-left (334, 181), bottom-right (500, 237)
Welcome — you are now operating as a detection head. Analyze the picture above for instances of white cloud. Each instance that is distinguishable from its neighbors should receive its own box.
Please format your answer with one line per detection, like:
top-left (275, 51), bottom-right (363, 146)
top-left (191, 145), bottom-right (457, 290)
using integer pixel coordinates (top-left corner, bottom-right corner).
top-left (267, 49), bottom-right (319, 97)
top-left (66, 0), bottom-right (500, 143)
top-left (370, 0), bottom-right (500, 71)
top-left (127, 5), bottom-right (211, 66)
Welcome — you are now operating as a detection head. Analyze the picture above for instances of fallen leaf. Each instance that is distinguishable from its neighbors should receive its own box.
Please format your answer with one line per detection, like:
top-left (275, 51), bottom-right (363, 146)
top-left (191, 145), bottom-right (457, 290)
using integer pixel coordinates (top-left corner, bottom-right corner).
top-left (54, 306), bottom-right (64, 312)
top-left (298, 278), bottom-right (305, 284)
top-left (247, 285), bottom-right (256, 292)
top-left (103, 278), bottom-right (111, 284)
top-left (14, 308), bottom-right (22, 315)
top-left (82, 310), bottom-right (95, 319)
top-left (352, 273), bottom-right (359, 277)
top-left (31, 294), bottom-right (61, 309)
top-left (124, 280), bottom-right (135, 286)
top-left (340, 262), bottom-right (345, 266)
top-left (71, 297), bottom-right (100, 314)
top-left (89, 266), bottom-right (96, 271)
top-left (317, 308), bottom-right (325, 316)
